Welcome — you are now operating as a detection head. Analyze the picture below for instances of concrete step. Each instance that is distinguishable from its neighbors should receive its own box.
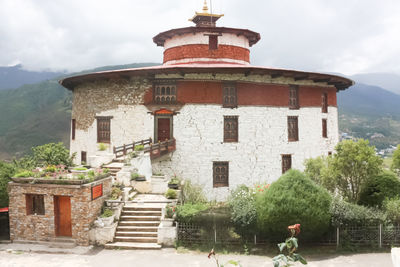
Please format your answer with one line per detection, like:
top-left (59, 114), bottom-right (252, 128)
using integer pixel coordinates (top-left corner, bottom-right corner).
top-left (119, 221), bottom-right (160, 227)
top-left (123, 207), bottom-right (162, 212)
top-left (115, 231), bottom-right (157, 237)
top-left (114, 236), bottom-right (157, 243)
top-left (122, 210), bottom-right (162, 216)
top-left (120, 216), bottom-right (160, 221)
top-left (117, 226), bottom-right (158, 232)
top-left (105, 242), bottom-right (161, 250)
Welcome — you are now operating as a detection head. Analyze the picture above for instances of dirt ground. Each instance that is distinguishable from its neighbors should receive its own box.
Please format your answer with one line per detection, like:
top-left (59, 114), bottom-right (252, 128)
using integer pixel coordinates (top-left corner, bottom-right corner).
top-left (0, 247), bottom-right (393, 267)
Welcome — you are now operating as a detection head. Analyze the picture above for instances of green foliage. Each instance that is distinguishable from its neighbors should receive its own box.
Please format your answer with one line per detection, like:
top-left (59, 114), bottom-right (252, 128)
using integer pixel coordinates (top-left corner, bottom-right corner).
top-left (130, 172), bottom-right (140, 180)
top-left (134, 144), bottom-right (144, 151)
top-left (98, 143), bottom-right (107, 151)
top-left (12, 156), bottom-right (37, 171)
top-left (77, 174), bottom-right (86, 180)
top-left (331, 139), bottom-right (383, 203)
top-left (358, 170), bottom-right (400, 207)
top-left (14, 170), bottom-right (34, 178)
top-left (176, 203), bottom-right (210, 223)
top-left (304, 156), bottom-right (336, 192)
top-left (110, 187), bottom-right (122, 200)
top-left (32, 142), bottom-right (74, 167)
top-left (87, 170), bottom-right (95, 179)
top-left (165, 189), bottom-right (177, 199)
top-left (330, 197), bottom-right (386, 226)
top-left (73, 167), bottom-right (87, 171)
top-left (168, 177), bottom-right (180, 185)
top-left (165, 204), bottom-right (176, 218)
top-left (103, 168), bottom-right (109, 174)
top-left (180, 180), bottom-right (207, 204)
top-left (273, 225), bottom-right (307, 267)
top-left (392, 145), bottom-right (400, 175)
top-left (383, 197), bottom-right (400, 224)
top-left (228, 185), bottom-right (257, 237)
top-left (100, 208), bottom-right (113, 218)
top-left (0, 161), bottom-right (15, 207)
top-left (256, 170), bottom-right (332, 241)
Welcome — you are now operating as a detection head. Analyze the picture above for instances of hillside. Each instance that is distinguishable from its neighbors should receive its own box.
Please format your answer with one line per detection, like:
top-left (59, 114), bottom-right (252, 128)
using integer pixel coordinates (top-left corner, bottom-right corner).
top-left (0, 63), bottom-right (158, 160)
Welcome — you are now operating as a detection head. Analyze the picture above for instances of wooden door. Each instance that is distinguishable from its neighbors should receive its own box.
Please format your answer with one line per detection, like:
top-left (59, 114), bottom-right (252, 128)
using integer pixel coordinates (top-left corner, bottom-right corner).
top-left (54, 196), bottom-right (72, 237)
top-left (157, 118), bottom-right (170, 142)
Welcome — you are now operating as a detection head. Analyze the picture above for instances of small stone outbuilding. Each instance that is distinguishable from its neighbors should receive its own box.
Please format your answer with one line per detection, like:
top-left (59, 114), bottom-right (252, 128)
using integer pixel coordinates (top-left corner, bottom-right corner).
top-left (8, 177), bottom-right (112, 246)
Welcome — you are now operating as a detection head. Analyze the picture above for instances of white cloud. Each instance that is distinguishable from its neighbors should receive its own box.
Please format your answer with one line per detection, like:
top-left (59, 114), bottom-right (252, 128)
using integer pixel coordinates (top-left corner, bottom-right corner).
top-left (0, 0), bottom-right (399, 75)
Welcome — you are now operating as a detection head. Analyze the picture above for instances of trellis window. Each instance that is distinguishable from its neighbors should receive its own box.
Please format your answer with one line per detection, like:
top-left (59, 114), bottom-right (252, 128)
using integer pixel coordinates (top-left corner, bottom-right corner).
top-left (213, 162), bottom-right (229, 187)
top-left (97, 117), bottom-right (111, 143)
top-left (288, 116), bottom-right (298, 142)
top-left (322, 119), bottom-right (327, 138)
top-left (322, 92), bottom-right (328, 113)
top-left (224, 116), bottom-right (238, 142)
top-left (26, 194), bottom-right (45, 215)
top-left (154, 84), bottom-right (177, 104)
top-left (223, 84), bottom-right (237, 108)
top-left (282, 155), bottom-right (292, 174)
top-left (289, 85), bottom-right (299, 109)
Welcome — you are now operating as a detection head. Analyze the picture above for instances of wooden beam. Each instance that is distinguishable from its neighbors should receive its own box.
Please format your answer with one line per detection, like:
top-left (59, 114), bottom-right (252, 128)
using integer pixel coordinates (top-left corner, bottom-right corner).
top-left (294, 75), bottom-right (309, 81)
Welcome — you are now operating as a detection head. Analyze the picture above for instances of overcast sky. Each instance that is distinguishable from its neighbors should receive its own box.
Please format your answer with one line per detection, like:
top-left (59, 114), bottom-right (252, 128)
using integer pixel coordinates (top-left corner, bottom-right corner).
top-left (1, 0), bottom-right (399, 75)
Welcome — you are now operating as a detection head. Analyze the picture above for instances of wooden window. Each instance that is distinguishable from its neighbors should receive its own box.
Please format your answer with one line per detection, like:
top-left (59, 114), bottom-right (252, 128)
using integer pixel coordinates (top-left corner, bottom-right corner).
top-left (282, 154), bottom-right (292, 174)
top-left (81, 151), bottom-right (87, 165)
top-left (224, 116), bottom-right (238, 142)
top-left (97, 117), bottom-right (111, 143)
top-left (209, 35), bottom-right (218, 50)
top-left (322, 119), bottom-right (327, 138)
top-left (154, 84), bottom-right (177, 104)
top-left (322, 92), bottom-right (328, 113)
top-left (289, 85), bottom-right (299, 109)
top-left (223, 84), bottom-right (237, 108)
top-left (71, 119), bottom-right (76, 140)
top-left (213, 162), bottom-right (229, 187)
top-left (26, 194), bottom-right (45, 215)
top-left (288, 116), bottom-right (298, 142)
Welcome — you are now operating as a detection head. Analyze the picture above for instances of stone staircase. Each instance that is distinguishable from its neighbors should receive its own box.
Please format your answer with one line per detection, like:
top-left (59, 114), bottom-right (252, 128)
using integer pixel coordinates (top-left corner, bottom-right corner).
top-left (103, 160), bottom-right (124, 178)
top-left (105, 205), bottom-right (162, 249)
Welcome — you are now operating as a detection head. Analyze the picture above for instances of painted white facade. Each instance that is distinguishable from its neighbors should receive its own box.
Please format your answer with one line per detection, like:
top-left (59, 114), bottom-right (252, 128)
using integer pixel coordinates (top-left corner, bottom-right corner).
top-left (163, 32), bottom-right (250, 50)
top-left (71, 103), bottom-right (338, 200)
top-left (164, 57), bottom-right (249, 66)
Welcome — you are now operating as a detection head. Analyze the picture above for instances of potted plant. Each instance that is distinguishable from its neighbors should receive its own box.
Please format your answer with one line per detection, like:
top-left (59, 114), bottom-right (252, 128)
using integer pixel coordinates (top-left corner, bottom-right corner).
top-left (131, 172), bottom-right (146, 181)
top-left (162, 204), bottom-right (176, 227)
top-left (168, 177), bottom-right (180, 189)
top-left (100, 208), bottom-right (115, 226)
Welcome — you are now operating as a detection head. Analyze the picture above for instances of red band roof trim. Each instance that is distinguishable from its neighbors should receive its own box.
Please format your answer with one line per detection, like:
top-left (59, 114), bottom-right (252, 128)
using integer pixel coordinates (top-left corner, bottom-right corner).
top-left (0, 207), bottom-right (9, 213)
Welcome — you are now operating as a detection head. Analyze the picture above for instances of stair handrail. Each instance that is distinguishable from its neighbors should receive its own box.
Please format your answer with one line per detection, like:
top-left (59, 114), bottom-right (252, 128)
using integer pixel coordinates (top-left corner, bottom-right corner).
top-left (144, 138), bottom-right (176, 159)
top-left (113, 138), bottom-right (152, 158)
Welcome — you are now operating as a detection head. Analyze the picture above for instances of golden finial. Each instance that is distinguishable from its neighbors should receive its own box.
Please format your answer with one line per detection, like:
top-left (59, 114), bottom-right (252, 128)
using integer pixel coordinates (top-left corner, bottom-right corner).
top-left (202, 0), bottom-right (209, 13)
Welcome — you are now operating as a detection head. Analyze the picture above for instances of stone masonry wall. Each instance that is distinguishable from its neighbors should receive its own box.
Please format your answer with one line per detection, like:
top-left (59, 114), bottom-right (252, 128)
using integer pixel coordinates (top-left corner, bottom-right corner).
top-left (8, 177), bottom-right (112, 246)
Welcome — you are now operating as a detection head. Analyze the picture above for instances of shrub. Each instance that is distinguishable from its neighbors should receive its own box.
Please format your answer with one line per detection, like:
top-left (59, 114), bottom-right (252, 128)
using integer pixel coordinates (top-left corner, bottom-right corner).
top-left (168, 177), bottom-right (180, 185)
top-left (330, 197), bottom-right (386, 226)
top-left (176, 203), bottom-right (209, 223)
top-left (165, 188), bottom-right (177, 199)
top-left (358, 170), bottom-right (400, 207)
top-left (110, 187), bottom-right (122, 200)
top-left (392, 145), bottom-right (400, 175)
top-left (0, 161), bottom-right (15, 207)
top-left (73, 167), bottom-right (87, 171)
top-left (134, 144), bottom-right (144, 151)
top-left (100, 208), bottom-right (113, 218)
top-left (32, 142), bottom-right (75, 167)
top-left (383, 198), bottom-right (400, 224)
top-left (130, 173), bottom-right (139, 180)
top-left (14, 170), bottom-right (34, 178)
top-left (98, 143), bottom-right (107, 151)
top-left (229, 185), bottom-right (257, 237)
top-left (181, 180), bottom-right (207, 204)
top-left (165, 204), bottom-right (176, 218)
top-left (256, 170), bottom-right (332, 241)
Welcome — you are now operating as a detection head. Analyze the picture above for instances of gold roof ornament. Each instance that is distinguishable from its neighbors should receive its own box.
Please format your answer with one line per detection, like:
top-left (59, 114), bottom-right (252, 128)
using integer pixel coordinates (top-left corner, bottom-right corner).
top-left (189, 0), bottom-right (224, 27)
top-left (202, 0), bottom-right (209, 13)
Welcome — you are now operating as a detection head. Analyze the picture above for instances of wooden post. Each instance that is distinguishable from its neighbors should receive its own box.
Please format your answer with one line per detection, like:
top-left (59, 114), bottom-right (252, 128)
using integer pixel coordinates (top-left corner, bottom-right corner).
top-left (379, 224), bottom-right (382, 248)
top-left (123, 144), bottom-right (126, 156)
top-left (336, 227), bottom-right (340, 248)
top-left (254, 234), bottom-right (257, 245)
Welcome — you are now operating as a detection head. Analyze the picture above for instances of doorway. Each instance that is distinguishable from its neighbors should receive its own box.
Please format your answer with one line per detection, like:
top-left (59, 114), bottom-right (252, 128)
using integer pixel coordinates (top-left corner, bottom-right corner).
top-left (155, 116), bottom-right (172, 142)
top-left (54, 196), bottom-right (72, 237)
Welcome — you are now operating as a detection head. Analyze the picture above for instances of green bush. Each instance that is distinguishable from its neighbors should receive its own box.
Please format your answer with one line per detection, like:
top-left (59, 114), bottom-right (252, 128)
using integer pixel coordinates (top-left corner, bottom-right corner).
top-left (229, 185), bottom-right (257, 237)
top-left (130, 173), bottom-right (139, 180)
top-left (383, 198), bottom-right (400, 224)
top-left (330, 197), bottom-right (386, 226)
top-left (14, 170), bottom-right (34, 178)
top-left (134, 144), bottom-right (144, 151)
top-left (358, 170), bottom-right (400, 207)
top-left (176, 203), bottom-right (209, 223)
top-left (110, 187), bottom-right (122, 200)
top-left (100, 208), bottom-right (113, 218)
top-left (73, 167), bottom-right (87, 171)
top-left (32, 142), bottom-right (75, 167)
top-left (98, 143), bottom-right (107, 151)
top-left (256, 170), bottom-right (332, 241)
top-left (180, 180), bottom-right (207, 204)
top-left (165, 189), bottom-right (177, 199)
top-left (392, 145), bottom-right (400, 175)
top-left (0, 161), bottom-right (15, 207)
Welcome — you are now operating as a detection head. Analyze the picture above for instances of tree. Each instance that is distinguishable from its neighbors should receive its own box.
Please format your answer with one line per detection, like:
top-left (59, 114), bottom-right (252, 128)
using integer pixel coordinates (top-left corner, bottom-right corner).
top-left (392, 144), bottom-right (400, 175)
top-left (331, 139), bottom-right (382, 203)
top-left (0, 161), bottom-right (15, 207)
top-left (304, 156), bottom-right (336, 192)
top-left (32, 142), bottom-right (75, 167)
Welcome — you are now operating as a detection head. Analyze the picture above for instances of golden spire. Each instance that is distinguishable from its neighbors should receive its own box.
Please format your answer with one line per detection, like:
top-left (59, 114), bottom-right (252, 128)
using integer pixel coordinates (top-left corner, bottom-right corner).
top-left (202, 0), bottom-right (209, 13)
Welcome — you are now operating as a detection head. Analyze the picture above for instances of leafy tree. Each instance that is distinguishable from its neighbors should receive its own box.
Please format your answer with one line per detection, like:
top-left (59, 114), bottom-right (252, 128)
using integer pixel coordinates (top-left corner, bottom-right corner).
top-left (304, 156), bottom-right (336, 192)
top-left (384, 197), bottom-right (400, 224)
top-left (32, 142), bottom-right (75, 167)
top-left (331, 139), bottom-right (383, 203)
top-left (358, 170), bottom-right (400, 207)
top-left (392, 144), bottom-right (400, 175)
top-left (256, 170), bottom-right (332, 241)
top-left (0, 161), bottom-right (15, 207)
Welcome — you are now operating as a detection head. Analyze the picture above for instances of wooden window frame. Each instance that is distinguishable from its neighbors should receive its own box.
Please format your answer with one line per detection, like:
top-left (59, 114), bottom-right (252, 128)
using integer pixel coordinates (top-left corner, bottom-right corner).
top-left (71, 119), bottom-right (76, 140)
top-left (224, 116), bottom-right (238, 143)
top-left (322, 92), bottom-right (328, 113)
top-left (97, 116), bottom-right (112, 144)
top-left (322, 119), bottom-right (328, 138)
top-left (222, 83), bottom-right (237, 108)
top-left (287, 116), bottom-right (299, 142)
top-left (213, 161), bottom-right (229, 188)
top-left (81, 151), bottom-right (87, 165)
top-left (153, 83), bottom-right (177, 104)
top-left (289, 85), bottom-right (299, 109)
top-left (282, 154), bottom-right (292, 174)
top-left (209, 35), bottom-right (218, 50)
top-left (26, 194), bottom-right (45, 215)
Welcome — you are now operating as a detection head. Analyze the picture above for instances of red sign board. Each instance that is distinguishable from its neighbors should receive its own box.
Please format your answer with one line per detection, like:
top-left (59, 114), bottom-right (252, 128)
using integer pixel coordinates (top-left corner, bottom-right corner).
top-left (91, 184), bottom-right (103, 200)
